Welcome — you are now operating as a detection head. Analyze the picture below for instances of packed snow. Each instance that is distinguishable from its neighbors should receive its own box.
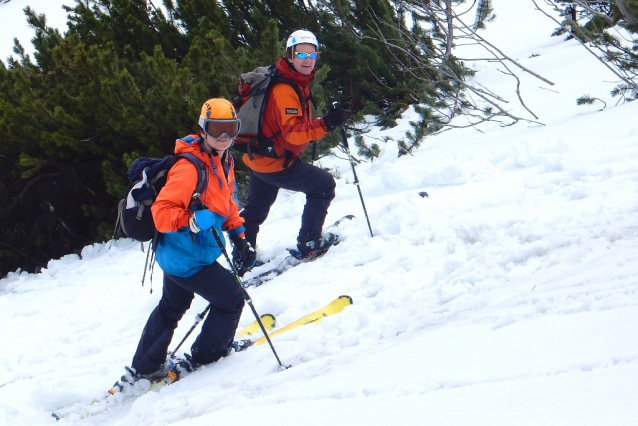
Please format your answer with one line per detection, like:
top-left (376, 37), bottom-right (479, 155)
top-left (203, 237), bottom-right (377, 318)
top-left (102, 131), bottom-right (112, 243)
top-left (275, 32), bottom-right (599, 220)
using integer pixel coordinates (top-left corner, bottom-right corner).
top-left (2, 0), bottom-right (638, 425)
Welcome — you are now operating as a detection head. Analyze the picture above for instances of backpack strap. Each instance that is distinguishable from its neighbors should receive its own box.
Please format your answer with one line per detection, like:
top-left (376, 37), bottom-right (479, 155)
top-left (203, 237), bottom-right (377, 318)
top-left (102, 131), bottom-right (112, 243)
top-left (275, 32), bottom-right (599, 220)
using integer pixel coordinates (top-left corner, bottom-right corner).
top-left (178, 152), bottom-right (209, 199)
top-left (262, 73), bottom-right (311, 167)
top-left (273, 75), bottom-right (307, 113)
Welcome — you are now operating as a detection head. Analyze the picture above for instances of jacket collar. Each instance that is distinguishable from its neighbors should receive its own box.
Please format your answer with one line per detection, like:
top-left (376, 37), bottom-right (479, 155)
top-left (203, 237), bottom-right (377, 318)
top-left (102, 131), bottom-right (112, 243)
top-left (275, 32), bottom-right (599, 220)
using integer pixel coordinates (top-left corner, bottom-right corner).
top-left (276, 57), bottom-right (314, 88)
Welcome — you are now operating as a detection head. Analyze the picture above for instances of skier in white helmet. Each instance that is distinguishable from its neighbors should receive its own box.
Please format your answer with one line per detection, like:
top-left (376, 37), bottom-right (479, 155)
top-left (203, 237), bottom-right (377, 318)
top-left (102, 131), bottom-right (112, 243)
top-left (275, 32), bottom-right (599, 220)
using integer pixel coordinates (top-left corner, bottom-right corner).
top-left (234, 29), bottom-right (348, 274)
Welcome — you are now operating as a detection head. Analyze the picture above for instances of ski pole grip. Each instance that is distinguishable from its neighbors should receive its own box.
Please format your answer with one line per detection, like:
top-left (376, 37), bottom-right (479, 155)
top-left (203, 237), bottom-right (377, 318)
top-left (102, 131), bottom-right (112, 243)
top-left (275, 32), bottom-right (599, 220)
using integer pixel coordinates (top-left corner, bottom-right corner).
top-left (193, 193), bottom-right (207, 211)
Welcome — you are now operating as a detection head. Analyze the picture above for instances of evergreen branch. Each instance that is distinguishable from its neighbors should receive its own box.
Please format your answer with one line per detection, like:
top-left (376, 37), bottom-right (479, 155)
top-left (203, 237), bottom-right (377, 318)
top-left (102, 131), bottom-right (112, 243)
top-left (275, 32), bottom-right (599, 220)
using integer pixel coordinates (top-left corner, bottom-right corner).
top-left (364, 60), bottom-right (393, 90)
top-left (576, 94), bottom-right (607, 111)
top-left (0, 242), bottom-right (47, 268)
top-left (336, 145), bottom-right (364, 164)
top-left (47, 202), bottom-right (88, 241)
top-left (0, 173), bottom-right (63, 217)
top-left (327, 151), bottom-right (351, 162)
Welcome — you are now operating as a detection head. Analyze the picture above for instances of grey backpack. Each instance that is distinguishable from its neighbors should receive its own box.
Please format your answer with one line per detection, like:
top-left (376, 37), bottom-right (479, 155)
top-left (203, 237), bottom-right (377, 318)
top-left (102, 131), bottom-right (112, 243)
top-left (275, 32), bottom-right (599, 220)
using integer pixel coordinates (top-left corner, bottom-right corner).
top-left (232, 65), bottom-right (308, 160)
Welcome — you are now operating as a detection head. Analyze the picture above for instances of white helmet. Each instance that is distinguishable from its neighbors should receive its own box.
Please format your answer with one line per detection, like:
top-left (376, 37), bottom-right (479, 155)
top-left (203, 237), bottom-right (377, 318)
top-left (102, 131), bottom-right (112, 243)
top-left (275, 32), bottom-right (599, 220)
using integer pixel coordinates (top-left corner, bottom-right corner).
top-left (286, 30), bottom-right (319, 50)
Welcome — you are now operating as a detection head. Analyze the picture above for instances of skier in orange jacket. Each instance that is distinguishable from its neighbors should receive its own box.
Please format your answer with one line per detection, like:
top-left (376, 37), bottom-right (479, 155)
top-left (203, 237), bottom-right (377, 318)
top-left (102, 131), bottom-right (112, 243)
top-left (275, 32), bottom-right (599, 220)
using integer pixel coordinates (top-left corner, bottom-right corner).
top-left (235, 29), bottom-right (348, 274)
top-left (113, 99), bottom-right (256, 390)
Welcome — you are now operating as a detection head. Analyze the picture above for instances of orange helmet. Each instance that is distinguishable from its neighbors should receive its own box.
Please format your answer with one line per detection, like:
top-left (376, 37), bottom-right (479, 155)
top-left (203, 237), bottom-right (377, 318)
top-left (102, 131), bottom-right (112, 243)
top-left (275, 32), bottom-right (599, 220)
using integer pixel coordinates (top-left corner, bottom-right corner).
top-left (198, 98), bottom-right (241, 139)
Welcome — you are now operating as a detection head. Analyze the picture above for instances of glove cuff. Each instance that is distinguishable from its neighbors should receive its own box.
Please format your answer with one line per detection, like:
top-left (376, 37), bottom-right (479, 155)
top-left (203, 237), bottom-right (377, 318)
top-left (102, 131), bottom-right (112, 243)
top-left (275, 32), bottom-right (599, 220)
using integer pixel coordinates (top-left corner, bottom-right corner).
top-left (189, 215), bottom-right (202, 233)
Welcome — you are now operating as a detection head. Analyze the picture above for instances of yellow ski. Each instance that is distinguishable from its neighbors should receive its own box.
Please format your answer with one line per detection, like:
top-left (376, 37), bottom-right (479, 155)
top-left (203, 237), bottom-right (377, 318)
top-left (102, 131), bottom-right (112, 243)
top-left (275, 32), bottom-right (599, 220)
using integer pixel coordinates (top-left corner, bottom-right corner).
top-left (255, 296), bottom-right (353, 345)
top-left (237, 314), bottom-right (276, 336)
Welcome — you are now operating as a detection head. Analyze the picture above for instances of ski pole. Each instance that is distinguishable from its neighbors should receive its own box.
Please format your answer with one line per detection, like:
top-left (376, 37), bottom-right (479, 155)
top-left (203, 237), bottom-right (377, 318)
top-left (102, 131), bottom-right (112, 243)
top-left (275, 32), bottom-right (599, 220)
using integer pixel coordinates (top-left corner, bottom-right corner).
top-left (169, 304), bottom-right (211, 359)
top-left (334, 104), bottom-right (374, 237)
top-left (210, 227), bottom-right (289, 370)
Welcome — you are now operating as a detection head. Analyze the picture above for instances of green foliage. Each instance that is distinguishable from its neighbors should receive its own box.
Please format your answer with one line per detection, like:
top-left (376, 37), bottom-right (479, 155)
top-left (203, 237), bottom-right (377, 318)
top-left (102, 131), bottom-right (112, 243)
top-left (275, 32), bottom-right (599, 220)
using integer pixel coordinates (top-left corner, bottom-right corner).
top-left (354, 134), bottom-right (381, 161)
top-left (576, 95), bottom-right (597, 105)
top-left (576, 94), bottom-right (607, 110)
top-left (473, 0), bottom-right (496, 30)
top-left (397, 104), bottom-right (440, 156)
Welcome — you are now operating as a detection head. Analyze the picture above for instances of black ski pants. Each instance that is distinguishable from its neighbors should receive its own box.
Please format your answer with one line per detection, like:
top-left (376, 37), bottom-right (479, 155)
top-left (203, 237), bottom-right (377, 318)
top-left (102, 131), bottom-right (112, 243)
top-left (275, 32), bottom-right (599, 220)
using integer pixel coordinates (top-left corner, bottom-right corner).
top-left (241, 159), bottom-right (336, 248)
top-left (131, 262), bottom-right (245, 375)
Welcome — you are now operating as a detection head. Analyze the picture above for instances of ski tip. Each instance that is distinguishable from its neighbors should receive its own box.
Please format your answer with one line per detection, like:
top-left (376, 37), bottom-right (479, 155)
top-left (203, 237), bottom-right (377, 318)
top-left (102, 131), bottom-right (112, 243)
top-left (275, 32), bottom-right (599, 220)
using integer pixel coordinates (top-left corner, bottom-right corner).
top-left (261, 313), bottom-right (276, 326)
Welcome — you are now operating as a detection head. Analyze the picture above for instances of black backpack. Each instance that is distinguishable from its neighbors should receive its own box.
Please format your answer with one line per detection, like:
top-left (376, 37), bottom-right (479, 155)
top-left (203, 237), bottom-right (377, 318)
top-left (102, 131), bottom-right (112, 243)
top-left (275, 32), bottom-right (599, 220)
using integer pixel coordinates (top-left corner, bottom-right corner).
top-left (116, 152), bottom-right (208, 243)
top-left (232, 65), bottom-right (312, 162)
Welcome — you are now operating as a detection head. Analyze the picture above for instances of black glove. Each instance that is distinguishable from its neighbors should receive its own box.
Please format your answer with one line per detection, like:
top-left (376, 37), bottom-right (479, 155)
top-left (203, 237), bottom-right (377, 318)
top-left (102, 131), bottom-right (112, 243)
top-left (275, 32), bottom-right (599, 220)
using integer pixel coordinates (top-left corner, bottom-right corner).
top-left (231, 236), bottom-right (257, 277)
top-left (323, 107), bottom-right (348, 131)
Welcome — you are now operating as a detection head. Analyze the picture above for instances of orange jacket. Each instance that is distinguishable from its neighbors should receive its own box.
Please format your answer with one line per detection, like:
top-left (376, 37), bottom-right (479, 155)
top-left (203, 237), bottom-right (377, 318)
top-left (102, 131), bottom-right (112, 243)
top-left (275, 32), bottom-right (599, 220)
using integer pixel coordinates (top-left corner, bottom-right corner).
top-left (152, 135), bottom-right (244, 277)
top-left (242, 58), bottom-right (328, 173)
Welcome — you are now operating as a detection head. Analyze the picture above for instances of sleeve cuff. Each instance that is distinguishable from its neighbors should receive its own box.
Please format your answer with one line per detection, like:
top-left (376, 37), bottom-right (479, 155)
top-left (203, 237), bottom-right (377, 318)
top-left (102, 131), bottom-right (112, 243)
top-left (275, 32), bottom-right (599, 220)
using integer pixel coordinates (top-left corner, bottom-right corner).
top-left (225, 225), bottom-right (245, 239)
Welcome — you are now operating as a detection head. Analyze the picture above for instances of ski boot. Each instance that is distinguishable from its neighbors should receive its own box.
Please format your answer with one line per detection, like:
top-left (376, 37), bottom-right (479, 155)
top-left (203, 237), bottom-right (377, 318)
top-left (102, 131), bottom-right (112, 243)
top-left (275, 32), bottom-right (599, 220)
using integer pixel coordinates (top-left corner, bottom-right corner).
top-left (293, 232), bottom-right (339, 261)
top-left (228, 339), bottom-right (253, 355)
top-left (109, 360), bottom-right (175, 394)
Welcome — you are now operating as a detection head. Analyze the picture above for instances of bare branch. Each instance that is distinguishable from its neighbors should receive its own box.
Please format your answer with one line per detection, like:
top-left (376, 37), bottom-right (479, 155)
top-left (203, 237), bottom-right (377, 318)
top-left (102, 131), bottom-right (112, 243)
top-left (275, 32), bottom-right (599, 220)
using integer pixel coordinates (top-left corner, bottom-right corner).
top-left (452, 12), bottom-right (555, 86)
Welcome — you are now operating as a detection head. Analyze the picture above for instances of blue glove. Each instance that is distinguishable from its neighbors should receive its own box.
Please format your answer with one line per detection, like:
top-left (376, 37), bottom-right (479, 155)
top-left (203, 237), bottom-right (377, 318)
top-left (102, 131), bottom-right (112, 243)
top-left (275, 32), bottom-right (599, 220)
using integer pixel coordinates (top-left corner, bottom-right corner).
top-left (189, 209), bottom-right (216, 233)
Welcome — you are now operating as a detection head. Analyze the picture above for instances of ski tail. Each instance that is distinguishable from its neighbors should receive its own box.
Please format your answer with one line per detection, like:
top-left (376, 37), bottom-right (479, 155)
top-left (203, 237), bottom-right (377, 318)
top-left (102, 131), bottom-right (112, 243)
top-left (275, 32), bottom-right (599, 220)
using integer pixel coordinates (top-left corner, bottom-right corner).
top-left (236, 314), bottom-right (276, 336)
top-left (329, 214), bottom-right (355, 228)
top-left (255, 296), bottom-right (353, 345)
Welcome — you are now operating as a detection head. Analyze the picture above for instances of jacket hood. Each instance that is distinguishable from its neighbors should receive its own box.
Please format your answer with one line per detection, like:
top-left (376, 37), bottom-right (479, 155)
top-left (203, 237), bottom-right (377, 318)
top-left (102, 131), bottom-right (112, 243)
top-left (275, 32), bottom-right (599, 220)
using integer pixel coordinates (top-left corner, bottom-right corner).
top-left (175, 135), bottom-right (205, 156)
top-left (277, 57), bottom-right (314, 88)
top-left (174, 134), bottom-right (233, 190)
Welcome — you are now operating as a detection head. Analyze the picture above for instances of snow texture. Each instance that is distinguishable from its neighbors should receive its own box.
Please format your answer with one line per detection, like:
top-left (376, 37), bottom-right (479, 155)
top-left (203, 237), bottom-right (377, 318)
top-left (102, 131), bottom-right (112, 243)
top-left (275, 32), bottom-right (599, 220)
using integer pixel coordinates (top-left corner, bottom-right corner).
top-left (1, 0), bottom-right (638, 425)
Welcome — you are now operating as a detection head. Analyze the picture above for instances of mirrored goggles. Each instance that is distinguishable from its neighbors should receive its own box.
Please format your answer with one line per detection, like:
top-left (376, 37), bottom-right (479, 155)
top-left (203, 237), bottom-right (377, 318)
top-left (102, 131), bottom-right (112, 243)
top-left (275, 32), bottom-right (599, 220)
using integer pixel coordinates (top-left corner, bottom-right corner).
top-left (294, 51), bottom-right (318, 60)
top-left (200, 119), bottom-right (241, 139)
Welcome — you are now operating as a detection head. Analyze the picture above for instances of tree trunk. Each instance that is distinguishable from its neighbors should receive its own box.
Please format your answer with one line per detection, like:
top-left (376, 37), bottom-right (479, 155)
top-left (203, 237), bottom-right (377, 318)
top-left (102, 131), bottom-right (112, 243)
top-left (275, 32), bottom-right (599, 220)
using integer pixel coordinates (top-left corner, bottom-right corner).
top-left (445, 0), bottom-right (454, 61)
top-left (615, 0), bottom-right (638, 26)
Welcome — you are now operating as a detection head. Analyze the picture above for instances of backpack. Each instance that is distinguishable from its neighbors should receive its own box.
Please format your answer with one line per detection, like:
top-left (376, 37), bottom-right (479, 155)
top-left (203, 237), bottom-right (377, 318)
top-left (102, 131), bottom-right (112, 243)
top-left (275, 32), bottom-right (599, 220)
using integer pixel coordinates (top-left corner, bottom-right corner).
top-left (232, 65), bottom-right (312, 162)
top-left (116, 152), bottom-right (208, 243)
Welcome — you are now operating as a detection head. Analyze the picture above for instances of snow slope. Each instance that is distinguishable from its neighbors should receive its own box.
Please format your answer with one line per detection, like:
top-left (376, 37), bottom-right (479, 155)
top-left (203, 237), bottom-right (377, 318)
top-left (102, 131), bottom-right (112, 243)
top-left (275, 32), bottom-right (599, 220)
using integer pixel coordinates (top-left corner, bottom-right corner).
top-left (2, 1), bottom-right (638, 425)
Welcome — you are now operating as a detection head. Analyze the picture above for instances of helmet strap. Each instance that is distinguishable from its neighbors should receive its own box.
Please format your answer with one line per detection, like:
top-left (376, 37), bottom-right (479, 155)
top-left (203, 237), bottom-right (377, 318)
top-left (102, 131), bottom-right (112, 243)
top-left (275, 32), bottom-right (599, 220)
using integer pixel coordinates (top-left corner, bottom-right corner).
top-left (199, 134), bottom-right (214, 155)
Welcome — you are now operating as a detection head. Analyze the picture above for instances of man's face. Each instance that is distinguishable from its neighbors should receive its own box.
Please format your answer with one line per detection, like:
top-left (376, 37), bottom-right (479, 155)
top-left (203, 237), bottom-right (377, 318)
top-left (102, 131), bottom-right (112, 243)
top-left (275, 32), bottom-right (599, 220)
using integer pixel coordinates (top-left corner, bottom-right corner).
top-left (291, 43), bottom-right (317, 76)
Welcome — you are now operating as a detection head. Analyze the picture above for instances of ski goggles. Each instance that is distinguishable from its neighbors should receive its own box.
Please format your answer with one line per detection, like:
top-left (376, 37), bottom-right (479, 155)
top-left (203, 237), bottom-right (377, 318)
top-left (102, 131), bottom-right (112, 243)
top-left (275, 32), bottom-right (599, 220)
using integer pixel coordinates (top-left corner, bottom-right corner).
top-left (294, 51), bottom-right (318, 60)
top-left (198, 118), bottom-right (241, 139)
